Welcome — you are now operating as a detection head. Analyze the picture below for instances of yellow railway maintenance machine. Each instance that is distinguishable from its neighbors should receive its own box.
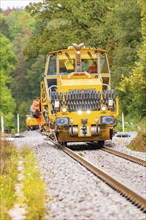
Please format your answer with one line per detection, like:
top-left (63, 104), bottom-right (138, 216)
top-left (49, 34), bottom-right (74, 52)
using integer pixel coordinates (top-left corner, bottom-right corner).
top-left (26, 115), bottom-right (39, 131)
top-left (40, 43), bottom-right (118, 146)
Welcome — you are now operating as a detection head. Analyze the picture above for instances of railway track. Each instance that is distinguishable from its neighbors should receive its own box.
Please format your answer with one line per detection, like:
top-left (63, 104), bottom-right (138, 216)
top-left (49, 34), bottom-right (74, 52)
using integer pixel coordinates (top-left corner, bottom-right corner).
top-left (48, 138), bottom-right (146, 213)
top-left (100, 146), bottom-right (146, 167)
top-left (86, 142), bottom-right (146, 167)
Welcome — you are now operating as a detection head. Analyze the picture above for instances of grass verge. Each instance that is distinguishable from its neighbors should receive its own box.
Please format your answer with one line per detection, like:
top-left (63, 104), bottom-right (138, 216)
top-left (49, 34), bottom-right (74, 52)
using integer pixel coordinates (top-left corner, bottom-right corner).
top-left (127, 117), bottom-right (146, 152)
top-left (0, 138), bottom-right (18, 220)
top-left (0, 138), bottom-right (47, 220)
top-left (128, 132), bottom-right (146, 152)
top-left (20, 147), bottom-right (47, 219)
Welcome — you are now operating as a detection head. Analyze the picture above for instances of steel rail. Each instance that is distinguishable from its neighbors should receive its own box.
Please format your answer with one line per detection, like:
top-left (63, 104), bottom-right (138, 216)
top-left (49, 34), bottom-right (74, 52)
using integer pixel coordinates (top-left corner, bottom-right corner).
top-left (49, 139), bottom-right (146, 212)
top-left (101, 147), bottom-right (146, 167)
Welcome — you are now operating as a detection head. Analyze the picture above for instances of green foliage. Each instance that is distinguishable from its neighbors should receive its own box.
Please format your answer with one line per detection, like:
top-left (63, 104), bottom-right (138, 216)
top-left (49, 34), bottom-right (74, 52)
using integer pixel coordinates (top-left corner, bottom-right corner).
top-left (18, 100), bottom-right (32, 131)
top-left (116, 121), bottom-right (138, 132)
top-left (118, 0), bottom-right (146, 118)
top-left (116, 113), bottom-right (140, 132)
top-left (0, 34), bottom-right (16, 129)
top-left (25, 0), bottom-right (109, 58)
top-left (109, 0), bottom-right (141, 85)
top-left (1, 9), bottom-right (39, 128)
top-left (0, 33), bottom-right (16, 72)
top-left (1, 1), bottom-right (145, 131)
top-left (25, 56), bottom-right (44, 98)
top-left (25, 0), bottom-right (144, 120)
top-left (0, 13), bottom-right (10, 38)
top-left (5, 10), bottom-right (36, 40)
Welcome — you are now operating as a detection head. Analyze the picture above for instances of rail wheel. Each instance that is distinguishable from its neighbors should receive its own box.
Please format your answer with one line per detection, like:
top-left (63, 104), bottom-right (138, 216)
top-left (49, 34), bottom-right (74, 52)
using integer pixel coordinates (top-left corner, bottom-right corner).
top-left (61, 142), bottom-right (67, 147)
top-left (98, 140), bottom-right (105, 147)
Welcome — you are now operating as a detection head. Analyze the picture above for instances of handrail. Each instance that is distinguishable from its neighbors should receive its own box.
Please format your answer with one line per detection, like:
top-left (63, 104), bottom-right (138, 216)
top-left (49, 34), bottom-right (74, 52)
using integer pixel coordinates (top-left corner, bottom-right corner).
top-left (102, 83), bottom-right (110, 90)
top-left (48, 85), bottom-right (58, 98)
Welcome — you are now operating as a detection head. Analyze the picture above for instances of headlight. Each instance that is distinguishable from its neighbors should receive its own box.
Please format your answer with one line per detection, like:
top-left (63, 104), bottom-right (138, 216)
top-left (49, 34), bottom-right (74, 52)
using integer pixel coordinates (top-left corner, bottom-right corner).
top-left (100, 116), bottom-right (114, 124)
top-left (86, 110), bottom-right (91, 114)
top-left (61, 107), bottom-right (67, 113)
top-left (77, 110), bottom-right (82, 115)
top-left (101, 105), bottom-right (107, 112)
top-left (55, 117), bottom-right (69, 126)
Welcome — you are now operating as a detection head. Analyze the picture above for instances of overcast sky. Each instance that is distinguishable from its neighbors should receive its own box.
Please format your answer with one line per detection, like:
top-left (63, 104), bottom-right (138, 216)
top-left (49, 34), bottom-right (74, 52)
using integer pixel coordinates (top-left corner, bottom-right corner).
top-left (0, 0), bottom-right (43, 9)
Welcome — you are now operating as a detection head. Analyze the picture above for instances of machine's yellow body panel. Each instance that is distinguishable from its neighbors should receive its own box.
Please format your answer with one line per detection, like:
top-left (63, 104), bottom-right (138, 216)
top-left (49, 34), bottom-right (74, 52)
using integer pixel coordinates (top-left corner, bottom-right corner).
top-left (40, 44), bottom-right (118, 144)
top-left (26, 115), bottom-right (39, 130)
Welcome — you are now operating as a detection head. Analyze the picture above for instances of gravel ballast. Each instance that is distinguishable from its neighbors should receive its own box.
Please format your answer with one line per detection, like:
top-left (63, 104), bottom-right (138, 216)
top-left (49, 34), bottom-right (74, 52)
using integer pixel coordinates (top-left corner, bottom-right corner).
top-left (11, 131), bottom-right (146, 220)
top-left (74, 146), bottom-right (146, 199)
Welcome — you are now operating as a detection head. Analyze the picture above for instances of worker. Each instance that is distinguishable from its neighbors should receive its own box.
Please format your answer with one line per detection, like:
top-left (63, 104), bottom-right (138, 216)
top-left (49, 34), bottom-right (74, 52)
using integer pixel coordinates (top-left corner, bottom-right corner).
top-left (87, 61), bottom-right (97, 73)
top-left (30, 98), bottom-right (41, 118)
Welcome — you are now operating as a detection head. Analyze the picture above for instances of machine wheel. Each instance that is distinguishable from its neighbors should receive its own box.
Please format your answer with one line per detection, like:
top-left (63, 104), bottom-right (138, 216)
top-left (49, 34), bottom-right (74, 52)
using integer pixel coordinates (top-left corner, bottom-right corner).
top-left (62, 142), bottom-right (67, 147)
top-left (110, 128), bottom-right (113, 139)
top-left (98, 140), bottom-right (105, 147)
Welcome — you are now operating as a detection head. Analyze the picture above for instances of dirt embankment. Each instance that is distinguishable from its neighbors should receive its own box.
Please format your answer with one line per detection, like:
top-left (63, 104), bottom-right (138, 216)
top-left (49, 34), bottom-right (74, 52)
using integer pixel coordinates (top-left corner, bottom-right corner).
top-left (128, 132), bottom-right (146, 152)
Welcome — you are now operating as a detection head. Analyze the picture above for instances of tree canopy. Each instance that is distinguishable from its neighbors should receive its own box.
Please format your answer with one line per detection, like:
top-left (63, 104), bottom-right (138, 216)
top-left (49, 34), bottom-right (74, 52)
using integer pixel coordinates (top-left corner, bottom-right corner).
top-left (0, 0), bottom-right (145, 131)
top-left (25, 0), bottom-right (144, 118)
top-left (0, 33), bottom-right (16, 128)
top-left (119, 0), bottom-right (146, 118)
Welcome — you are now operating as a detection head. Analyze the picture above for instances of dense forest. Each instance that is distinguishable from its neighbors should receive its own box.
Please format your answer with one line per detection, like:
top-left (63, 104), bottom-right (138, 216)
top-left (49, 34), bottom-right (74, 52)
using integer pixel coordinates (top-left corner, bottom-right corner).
top-left (0, 0), bottom-right (145, 131)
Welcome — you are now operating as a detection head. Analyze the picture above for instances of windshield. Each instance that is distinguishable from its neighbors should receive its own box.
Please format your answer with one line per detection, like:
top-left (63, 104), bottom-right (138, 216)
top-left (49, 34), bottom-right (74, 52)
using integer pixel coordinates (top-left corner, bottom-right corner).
top-left (82, 59), bottom-right (97, 73)
top-left (58, 51), bottom-right (109, 74)
top-left (81, 51), bottom-right (97, 73)
top-left (59, 52), bottom-right (75, 75)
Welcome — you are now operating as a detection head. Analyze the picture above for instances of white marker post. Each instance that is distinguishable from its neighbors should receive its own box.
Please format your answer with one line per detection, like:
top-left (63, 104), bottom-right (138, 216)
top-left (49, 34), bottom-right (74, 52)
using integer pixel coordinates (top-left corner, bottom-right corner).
top-left (1, 116), bottom-right (4, 136)
top-left (17, 113), bottom-right (20, 136)
top-left (122, 113), bottom-right (125, 132)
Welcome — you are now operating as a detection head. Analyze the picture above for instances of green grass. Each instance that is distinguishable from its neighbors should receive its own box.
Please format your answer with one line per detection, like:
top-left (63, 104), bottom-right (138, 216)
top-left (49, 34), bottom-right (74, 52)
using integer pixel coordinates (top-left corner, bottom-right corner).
top-left (0, 138), bottom-right (48, 220)
top-left (115, 115), bottom-right (146, 133)
top-left (20, 147), bottom-right (47, 220)
top-left (0, 138), bottom-right (18, 220)
top-left (116, 122), bottom-right (138, 132)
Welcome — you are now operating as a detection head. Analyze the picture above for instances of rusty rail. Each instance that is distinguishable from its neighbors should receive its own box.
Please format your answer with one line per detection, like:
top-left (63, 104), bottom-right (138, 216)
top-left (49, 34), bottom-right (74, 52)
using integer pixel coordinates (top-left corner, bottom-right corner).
top-left (101, 147), bottom-right (146, 167)
top-left (48, 138), bottom-right (146, 212)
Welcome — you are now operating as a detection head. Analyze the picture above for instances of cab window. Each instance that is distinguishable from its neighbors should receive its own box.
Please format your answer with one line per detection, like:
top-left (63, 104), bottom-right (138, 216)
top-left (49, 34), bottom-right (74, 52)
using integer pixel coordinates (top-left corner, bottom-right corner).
top-left (100, 53), bottom-right (109, 73)
top-left (82, 59), bottom-right (97, 73)
top-left (59, 59), bottom-right (75, 75)
top-left (59, 52), bottom-right (75, 75)
top-left (81, 52), bottom-right (97, 73)
top-left (47, 54), bottom-right (56, 75)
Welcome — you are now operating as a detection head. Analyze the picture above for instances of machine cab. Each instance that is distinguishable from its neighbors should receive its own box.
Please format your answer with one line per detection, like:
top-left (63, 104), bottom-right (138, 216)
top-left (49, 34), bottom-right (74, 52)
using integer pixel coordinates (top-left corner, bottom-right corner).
top-left (44, 44), bottom-right (111, 92)
top-left (40, 44), bottom-right (118, 142)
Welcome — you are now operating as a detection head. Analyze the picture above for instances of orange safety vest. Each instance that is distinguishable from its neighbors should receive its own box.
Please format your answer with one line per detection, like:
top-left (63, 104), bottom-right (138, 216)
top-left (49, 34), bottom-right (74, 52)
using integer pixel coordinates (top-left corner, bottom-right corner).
top-left (31, 99), bottom-right (42, 126)
top-left (87, 65), bottom-right (97, 73)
